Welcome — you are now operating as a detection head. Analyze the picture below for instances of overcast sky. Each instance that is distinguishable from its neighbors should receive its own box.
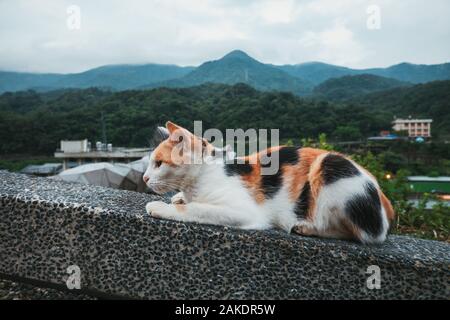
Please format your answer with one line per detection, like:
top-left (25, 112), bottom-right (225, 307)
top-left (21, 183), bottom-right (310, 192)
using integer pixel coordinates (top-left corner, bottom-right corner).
top-left (1, 0), bottom-right (449, 73)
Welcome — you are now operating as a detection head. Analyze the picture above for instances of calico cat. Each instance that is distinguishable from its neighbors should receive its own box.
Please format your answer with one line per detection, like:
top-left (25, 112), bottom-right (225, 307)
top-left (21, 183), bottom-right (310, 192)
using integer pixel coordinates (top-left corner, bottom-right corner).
top-left (143, 121), bottom-right (395, 244)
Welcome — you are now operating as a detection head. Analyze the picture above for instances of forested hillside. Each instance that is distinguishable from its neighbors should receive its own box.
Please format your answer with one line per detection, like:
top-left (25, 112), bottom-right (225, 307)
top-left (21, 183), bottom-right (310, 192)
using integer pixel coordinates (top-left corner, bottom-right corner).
top-left (350, 80), bottom-right (450, 138)
top-left (0, 84), bottom-right (389, 155)
top-left (313, 74), bottom-right (410, 101)
top-left (1, 80), bottom-right (448, 156)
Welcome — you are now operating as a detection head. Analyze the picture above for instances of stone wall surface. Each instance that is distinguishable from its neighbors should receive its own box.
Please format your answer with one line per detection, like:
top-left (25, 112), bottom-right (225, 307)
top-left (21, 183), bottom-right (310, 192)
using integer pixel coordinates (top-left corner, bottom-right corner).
top-left (0, 172), bottom-right (448, 299)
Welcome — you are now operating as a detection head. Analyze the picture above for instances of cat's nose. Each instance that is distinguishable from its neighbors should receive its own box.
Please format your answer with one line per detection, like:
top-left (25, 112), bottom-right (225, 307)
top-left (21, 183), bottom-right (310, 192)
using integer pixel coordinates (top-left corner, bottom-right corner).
top-left (143, 175), bottom-right (149, 183)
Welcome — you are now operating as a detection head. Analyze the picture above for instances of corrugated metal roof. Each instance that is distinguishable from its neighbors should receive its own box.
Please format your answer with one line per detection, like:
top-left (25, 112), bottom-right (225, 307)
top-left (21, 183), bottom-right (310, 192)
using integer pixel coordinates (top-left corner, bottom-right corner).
top-left (21, 163), bottom-right (62, 175)
top-left (407, 176), bottom-right (450, 182)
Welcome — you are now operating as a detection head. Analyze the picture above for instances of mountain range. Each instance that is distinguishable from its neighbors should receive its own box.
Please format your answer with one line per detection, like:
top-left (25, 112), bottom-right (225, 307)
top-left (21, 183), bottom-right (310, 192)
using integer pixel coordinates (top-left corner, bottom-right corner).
top-left (0, 64), bottom-right (194, 93)
top-left (277, 61), bottom-right (450, 85)
top-left (313, 74), bottom-right (411, 101)
top-left (143, 50), bottom-right (314, 95)
top-left (1, 50), bottom-right (449, 95)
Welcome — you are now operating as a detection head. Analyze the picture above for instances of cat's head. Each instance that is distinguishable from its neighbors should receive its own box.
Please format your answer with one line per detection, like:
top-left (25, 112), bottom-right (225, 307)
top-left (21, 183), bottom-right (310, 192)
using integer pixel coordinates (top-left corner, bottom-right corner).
top-left (143, 121), bottom-right (232, 194)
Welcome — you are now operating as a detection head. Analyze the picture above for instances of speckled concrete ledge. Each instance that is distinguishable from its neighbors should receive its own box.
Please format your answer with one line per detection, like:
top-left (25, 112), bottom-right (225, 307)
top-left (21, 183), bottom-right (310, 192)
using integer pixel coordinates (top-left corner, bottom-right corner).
top-left (0, 172), bottom-right (449, 299)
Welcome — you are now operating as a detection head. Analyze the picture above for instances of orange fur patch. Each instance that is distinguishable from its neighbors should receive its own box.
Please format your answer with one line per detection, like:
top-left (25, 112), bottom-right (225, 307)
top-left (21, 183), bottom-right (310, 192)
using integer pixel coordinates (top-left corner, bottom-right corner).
top-left (153, 140), bottom-right (177, 166)
top-left (236, 146), bottom-right (329, 215)
top-left (288, 148), bottom-right (327, 200)
top-left (240, 163), bottom-right (266, 204)
top-left (379, 191), bottom-right (395, 221)
top-left (175, 204), bottom-right (186, 212)
top-left (303, 149), bottom-right (329, 220)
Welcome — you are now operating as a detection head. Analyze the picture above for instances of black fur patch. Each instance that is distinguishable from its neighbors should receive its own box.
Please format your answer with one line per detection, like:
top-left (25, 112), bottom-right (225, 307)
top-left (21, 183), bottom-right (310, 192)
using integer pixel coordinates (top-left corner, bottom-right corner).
top-left (260, 147), bottom-right (300, 199)
top-left (261, 147), bottom-right (299, 168)
top-left (321, 153), bottom-right (360, 185)
top-left (294, 182), bottom-right (311, 219)
top-left (277, 146), bottom-right (299, 165)
top-left (260, 173), bottom-right (283, 199)
top-left (345, 182), bottom-right (383, 237)
top-left (224, 162), bottom-right (253, 176)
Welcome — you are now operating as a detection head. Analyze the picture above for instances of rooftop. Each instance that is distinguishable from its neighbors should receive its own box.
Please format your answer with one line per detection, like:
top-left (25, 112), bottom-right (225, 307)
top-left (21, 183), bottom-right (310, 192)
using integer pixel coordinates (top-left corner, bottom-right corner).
top-left (55, 147), bottom-right (151, 158)
top-left (392, 118), bottom-right (433, 123)
top-left (20, 163), bottom-right (62, 175)
top-left (407, 176), bottom-right (450, 182)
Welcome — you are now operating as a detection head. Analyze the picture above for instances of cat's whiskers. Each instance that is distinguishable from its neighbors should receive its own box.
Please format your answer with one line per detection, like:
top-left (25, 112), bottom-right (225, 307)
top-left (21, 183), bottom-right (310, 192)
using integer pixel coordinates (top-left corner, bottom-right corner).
top-left (148, 180), bottom-right (181, 191)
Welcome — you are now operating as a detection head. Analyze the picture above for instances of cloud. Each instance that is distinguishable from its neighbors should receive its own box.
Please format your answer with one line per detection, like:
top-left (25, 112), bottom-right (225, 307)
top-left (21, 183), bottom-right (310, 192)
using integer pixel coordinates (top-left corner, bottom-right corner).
top-left (257, 0), bottom-right (298, 24)
top-left (0, 0), bottom-right (449, 73)
top-left (298, 20), bottom-right (372, 67)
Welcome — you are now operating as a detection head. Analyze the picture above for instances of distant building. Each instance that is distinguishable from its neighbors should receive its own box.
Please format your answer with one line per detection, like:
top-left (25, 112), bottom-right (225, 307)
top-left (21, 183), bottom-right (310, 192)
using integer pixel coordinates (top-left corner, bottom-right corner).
top-left (407, 176), bottom-right (450, 207)
top-left (60, 139), bottom-right (90, 153)
top-left (407, 176), bottom-right (450, 194)
top-left (392, 118), bottom-right (432, 138)
top-left (55, 140), bottom-right (151, 170)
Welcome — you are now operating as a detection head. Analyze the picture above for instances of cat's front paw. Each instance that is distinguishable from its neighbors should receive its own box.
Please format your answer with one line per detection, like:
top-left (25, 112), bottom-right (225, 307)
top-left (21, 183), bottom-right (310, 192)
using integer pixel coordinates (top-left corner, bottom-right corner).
top-left (146, 201), bottom-right (172, 219)
top-left (171, 192), bottom-right (186, 205)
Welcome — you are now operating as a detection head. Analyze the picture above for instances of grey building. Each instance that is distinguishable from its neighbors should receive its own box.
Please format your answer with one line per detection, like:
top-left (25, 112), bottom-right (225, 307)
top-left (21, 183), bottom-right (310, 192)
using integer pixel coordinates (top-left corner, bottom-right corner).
top-left (54, 140), bottom-right (151, 170)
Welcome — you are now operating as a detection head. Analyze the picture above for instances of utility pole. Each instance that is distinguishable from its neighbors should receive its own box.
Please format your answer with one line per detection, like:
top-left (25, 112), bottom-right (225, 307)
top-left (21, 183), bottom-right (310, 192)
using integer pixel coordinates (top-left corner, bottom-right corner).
top-left (101, 111), bottom-right (107, 145)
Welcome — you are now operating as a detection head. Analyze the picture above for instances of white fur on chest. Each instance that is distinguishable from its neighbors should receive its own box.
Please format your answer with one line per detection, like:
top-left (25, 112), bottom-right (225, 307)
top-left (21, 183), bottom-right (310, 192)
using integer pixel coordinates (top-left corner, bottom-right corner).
top-left (187, 163), bottom-right (272, 230)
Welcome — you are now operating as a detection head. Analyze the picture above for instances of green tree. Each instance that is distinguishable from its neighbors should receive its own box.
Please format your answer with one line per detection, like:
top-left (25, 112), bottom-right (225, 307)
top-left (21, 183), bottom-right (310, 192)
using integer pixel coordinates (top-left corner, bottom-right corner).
top-left (332, 125), bottom-right (362, 141)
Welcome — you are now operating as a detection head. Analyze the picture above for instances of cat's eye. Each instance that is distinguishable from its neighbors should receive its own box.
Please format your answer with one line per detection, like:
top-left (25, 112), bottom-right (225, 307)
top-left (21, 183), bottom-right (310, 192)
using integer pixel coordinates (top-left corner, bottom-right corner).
top-left (155, 160), bottom-right (163, 168)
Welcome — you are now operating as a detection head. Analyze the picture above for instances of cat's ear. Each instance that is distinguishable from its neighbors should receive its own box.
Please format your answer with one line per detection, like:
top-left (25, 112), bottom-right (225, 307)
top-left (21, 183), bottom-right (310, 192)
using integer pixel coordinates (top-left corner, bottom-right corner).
top-left (165, 121), bottom-right (192, 146)
top-left (166, 121), bottom-right (183, 134)
top-left (155, 126), bottom-right (169, 141)
top-left (165, 121), bottom-right (199, 164)
top-left (150, 126), bottom-right (170, 147)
